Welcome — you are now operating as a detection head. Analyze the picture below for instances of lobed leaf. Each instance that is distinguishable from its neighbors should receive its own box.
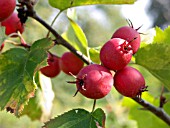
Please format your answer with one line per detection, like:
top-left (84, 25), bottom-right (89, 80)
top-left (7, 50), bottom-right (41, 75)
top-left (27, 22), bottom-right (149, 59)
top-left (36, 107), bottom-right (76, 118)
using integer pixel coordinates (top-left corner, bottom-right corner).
top-left (48, 0), bottom-right (136, 11)
top-left (135, 43), bottom-right (170, 90)
top-left (153, 26), bottom-right (170, 44)
top-left (43, 108), bottom-right (105, 128)
top-left (0, 38), bottom-right (53, 116)
top-left (135, 26), bottom-right (170, 91)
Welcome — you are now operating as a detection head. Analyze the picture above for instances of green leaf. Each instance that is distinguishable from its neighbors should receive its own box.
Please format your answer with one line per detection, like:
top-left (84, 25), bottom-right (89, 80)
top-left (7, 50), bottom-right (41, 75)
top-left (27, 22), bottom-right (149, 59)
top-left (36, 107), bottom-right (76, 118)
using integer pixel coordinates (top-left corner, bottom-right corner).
top-left (62, 22), bottom-right (87, 55)
top-left (68, 18), bottom-right (88, 53)
top-left (153, 26), bottom-right (170, 44)
top-left (0, 38), bottom-right (53, 116)
top-left (22, 72), bottom-right (54, 121)
top-left (0, 26), bottom-right (6, 46)
top-left (21, 90), bottom-right (42, 120)
top-left (30, 38), bottom-right (54, 51)
top-left (135, 43), bottom-right (170, 90)
top-left (48, 0), bottom-right (136, 11)
top-left (88, 46), bottom-right (101, 64)
top-left (43, 108), bottom-right (105, 128)
top-left (122, 93), bottom-right (170, 128)
top-left (92, 108), bottom-right (106, 127)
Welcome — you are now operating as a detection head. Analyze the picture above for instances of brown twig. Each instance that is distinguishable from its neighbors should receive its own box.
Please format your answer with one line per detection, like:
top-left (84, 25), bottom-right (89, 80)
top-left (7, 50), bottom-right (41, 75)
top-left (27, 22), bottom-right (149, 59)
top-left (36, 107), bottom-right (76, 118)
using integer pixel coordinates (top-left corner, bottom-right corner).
top-left (133, 96), bottom-right (170, 125)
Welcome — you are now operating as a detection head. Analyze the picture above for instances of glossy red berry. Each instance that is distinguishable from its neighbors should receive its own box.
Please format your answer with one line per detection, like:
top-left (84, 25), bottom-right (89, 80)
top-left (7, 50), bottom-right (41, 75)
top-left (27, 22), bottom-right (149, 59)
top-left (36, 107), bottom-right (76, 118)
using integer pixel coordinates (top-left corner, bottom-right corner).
top-left (111, 26), bottom-right (141, 54)
top-left (71, 64), bottom-right (113, 99)
top-left (40, 53), bottom-right (61, 78)
top-left (100, 38), bottom-right (133, 71)
top-left (0, 0), bottom-right (16, 22)
top-left (59, 52), bottom-right (84, 75)
top-left (1, 12), bottom-right (24, 37)
top-left (114, 66), bottom-right (146, 98)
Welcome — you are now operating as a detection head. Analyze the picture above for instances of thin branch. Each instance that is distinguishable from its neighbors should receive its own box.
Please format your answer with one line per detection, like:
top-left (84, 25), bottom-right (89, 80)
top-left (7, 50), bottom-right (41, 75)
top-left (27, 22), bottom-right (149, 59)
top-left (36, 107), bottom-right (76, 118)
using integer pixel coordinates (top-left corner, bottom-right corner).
top-left (133, 97), bottom-right (170, 125)
top-left (25, 6), bottom-right (91, 65)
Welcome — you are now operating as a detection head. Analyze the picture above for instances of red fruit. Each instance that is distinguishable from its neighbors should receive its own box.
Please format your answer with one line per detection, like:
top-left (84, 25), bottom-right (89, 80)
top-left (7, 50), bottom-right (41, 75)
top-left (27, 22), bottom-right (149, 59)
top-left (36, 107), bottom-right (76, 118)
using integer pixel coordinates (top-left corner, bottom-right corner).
top-left (1, 12), bottom-right (24, 37)
top-left (111, 26), bottom-right (141, 54)
top-left (73, 64), bottom-right (113, 99)
top-left (100, 38), bottom-right (133, 71)
top-left (114, 66), bottom-right (146, 98)
top-left (59, 52), bottom-right (84, 75)
top-left (0, 42), bottom-right (5, 51)
top-left (0, 0), bottom-right (16, 22)
top-left (40, 53), bottom-right (61, 78)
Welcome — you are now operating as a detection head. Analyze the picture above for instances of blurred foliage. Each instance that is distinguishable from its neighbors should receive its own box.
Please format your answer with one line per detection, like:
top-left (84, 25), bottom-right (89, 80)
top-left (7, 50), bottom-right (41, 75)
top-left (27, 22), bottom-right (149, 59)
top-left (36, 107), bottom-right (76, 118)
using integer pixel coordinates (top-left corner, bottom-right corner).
top-left (0, 0), bottom-right (168, 128)
top-left (148, 0), bottom-right (170, 29)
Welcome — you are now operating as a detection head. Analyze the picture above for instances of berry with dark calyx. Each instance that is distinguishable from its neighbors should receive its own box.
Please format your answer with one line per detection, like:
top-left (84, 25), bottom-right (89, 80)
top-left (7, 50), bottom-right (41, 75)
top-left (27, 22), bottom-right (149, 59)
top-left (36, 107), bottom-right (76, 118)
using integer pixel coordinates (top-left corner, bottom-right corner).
top-left (111, 25), bottom-right (141, 54)
top-left (100, 38), bottom-right (133, 71)
top-left (59, 52), bottom-right (84, 75)
top-left (1, 12), bottom-right (24, 37)
top-left (40, 53), bottom-right (61, 78)
top-left (0, 0), bottom-right (16, 22)
top-left (114, 66), bottom-right (147, 98)
top-left (68, 64), bottom-right (113, 99)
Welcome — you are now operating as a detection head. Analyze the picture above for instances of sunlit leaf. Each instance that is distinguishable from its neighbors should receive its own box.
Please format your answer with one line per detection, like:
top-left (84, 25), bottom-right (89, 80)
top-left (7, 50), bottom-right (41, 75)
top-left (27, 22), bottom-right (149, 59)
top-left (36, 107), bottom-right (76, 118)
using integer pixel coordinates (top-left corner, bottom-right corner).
top-left (69, 18), bottom-right (88, 51)
top-left (135, 43), bottom-right (170, 90)
top-left (153, 26), bottom-right (170, 44)
top-left (88, 46), bottom-right (101, 64)
top-left (62, 23), bottom-right (87, 55)
top-left (49, 0), bottom-right (136, 11)
top-left (43, 108), bottom-right (105, 128)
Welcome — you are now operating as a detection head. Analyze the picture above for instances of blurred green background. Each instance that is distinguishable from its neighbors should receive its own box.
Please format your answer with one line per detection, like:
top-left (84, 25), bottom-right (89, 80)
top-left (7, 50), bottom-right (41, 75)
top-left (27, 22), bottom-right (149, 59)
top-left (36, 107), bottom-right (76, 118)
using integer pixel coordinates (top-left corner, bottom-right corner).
top-left (1, 0), bottom-right (169, 128)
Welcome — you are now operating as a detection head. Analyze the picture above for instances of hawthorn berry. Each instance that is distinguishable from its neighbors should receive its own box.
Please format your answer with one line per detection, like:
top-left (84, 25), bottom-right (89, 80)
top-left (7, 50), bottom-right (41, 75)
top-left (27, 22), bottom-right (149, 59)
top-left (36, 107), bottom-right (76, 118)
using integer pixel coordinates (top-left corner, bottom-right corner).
top-left (0, 0), bottom-right (16, 22)
top-left (114, 66), bottom-right (147, 98)
top-left (59, 52), bottom-right (84, 75)
top-left (1, 12), bottom-right (24, 37)
top-left (111, 26), bottom-right (141, 54)
top-left (68, 64), bottom-right (113, 99)
top-left (40, 53), bottom-right (61, 78)
top-left (100, 38), bottom-right (133, 71)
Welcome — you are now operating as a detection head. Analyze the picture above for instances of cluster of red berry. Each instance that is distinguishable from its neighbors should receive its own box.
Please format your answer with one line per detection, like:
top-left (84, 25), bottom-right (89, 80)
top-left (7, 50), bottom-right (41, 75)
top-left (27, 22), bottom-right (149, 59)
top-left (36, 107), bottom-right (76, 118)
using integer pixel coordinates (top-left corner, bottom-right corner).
top-left (40, 52), bottom-right (84, 78)
top-left (41, 24), bottom-right (147, 100)
top-left (0, 0), bottom-right (25, 51)
top-left (0, 0), bottom-right (147, 100)
top-left (73, 25), bottom-right (147, 99)
top-left (0, 0), bottom-right (24, 36)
